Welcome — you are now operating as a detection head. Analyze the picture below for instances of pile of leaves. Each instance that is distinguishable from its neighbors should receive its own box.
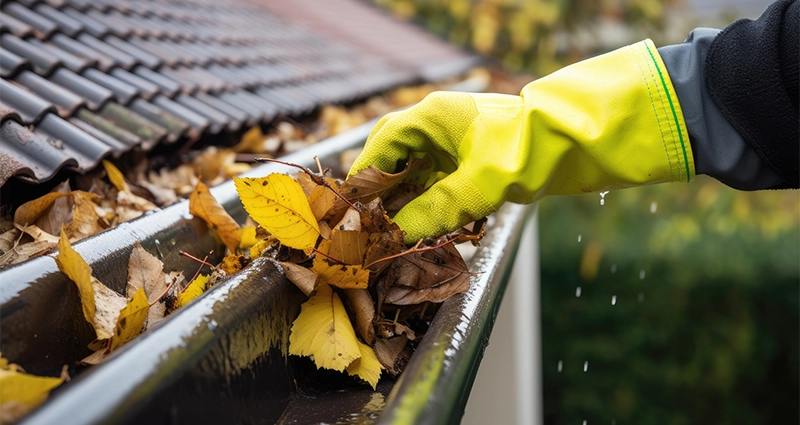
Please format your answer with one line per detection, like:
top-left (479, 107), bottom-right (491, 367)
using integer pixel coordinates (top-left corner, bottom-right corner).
top-left (229, 157), bottom-right (485, 388)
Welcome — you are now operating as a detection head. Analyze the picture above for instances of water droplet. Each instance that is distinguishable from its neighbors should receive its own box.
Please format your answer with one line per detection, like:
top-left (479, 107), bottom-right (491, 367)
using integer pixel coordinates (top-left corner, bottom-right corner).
top-left (612, 421), bottom-right (616, 425)
top-left (638, 292), bottom-right (644, 303)
top-left (611, 295), bottom-right (617, 305)
top-left (599, 191), bottom-right (609, 205)
top-left (575, 286), bottom-right (582, 297)
top-left (611, 264), bottom-right (617, 273)
top-left (577, 234), bottom-right (582, 242)
top-left (558, 360), bottom-right (563, 372)
top-left (33, 334), bottom-right (37, 338)
top-left (583, 361), bottom-right (588, 372)
top-left (45, 354), bottom-right (49, 359)
top-left (583, 420), bottom-right (587, 425)
top-left (650, 201), bottom-right (658, 213)
top-left (640, 269), bottom-right (646, 280)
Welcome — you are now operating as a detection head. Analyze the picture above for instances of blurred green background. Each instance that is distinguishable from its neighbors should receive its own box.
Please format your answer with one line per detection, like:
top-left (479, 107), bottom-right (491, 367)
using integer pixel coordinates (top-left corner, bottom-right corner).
top-left (374, 0), bottom-right (799, 423)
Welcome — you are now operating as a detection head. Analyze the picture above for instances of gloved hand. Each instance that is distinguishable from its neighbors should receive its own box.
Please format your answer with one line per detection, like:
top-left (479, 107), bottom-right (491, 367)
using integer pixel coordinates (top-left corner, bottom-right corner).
top-left (349, 39), bottom-right (695, 243)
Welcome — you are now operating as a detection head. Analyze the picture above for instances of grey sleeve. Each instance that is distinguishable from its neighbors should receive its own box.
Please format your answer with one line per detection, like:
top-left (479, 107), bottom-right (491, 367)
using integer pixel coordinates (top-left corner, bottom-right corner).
top-left (657, 28), bottom-right (785, 190)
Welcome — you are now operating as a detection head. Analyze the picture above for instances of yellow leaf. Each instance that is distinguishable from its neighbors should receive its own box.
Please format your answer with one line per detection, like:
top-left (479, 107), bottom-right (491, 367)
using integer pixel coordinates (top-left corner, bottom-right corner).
top-left (346, 341), bottom-right (383, 389)
top-left (307, 185), bottom-right (337, 222)
top-left (55, 231), bottom-right (127, 340)
top-left (63, 191), bottom-right (105, 242)
top-left (234, 175), bottom-right (320, 250)
top-left (110, 287), bottom-right (149, 351)
top-left (55, 230), bottom-right (96, 334)
top-left (219, 254), bottom-right (247, 275)
top-left (190, 181), bottom-right (241, 253)
top-left (249, 238), bottom-right (272, 259)
top-left (177, 274), bottom-right (209, 308)
top-left (102, 160), bottom-right (129, 193)
top-left (289, 283), bottom-right (361, 371)
top-left (312, 256), bottom-right (369, 289)
top-left (13, 192), bottom-right (71, 226)
top-left (233, 126), bottom-right (266, 153)
top-left (0, 368), bottom-right (62, 413)
top-left (239, 225), bottom-right (259, 250)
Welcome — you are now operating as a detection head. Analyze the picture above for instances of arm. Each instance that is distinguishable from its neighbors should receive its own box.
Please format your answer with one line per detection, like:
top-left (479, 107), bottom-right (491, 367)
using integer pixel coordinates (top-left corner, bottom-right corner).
top-left (349, 1), bottom-right (799, 242)
top-left (659, 0), bottom-right (798, 190)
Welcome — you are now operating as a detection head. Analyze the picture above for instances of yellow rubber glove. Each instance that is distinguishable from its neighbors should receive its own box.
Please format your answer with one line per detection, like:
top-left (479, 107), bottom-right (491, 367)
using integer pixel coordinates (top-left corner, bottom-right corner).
top-left (349, 39), bottom-right (695, 243)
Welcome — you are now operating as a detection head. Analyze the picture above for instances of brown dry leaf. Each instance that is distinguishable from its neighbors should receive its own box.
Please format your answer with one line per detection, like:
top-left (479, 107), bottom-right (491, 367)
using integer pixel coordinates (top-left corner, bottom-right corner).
top-left (147, 164), bottom-right (198, 198)
top-left (0, 240), bottom-right (53, 268)
top-left (0, 227), bottom-right (20, 253)
top-left (277, 261), bottom-right (319, 296)
top-left (233, 126), bottom-right (270, 153)
top-left (384, 244), bottom-right (471, 305)
top-left (194, 147), bottom-right (235, 184)
top-left (383, 184), bottom-right (426, 214)
top-left (359, 199), bottom-right (404, 243)
top-left (63, 191), bottom-right (106, 242)
top-left (138, 180), bottom-right (178, 207)
top-left (394, 323), bottom-right (417, 340)
top-left (312, 256), bottom-right (369, 289)
top-left (116, 189), bottom-right (158, 222)
top-left (318, 221), bottom-right (332, 240)
top-left (340, 158), bottom-right (430, 205)
top-left (307, 185), bottom-right (337, 222)
top-left (13, 191), bottom-right (71, 227)
top-left (15, 224), bottom-right (59, 246)
top-left (189, 181), bottom-right (241, 253)
top-left (363, 232), bottom-right (405, 279)
top-left (334, 208), bottom-right (361, 232)
top-left (328, 229), bottom-right (369, 266)
top-left (79, 349), bottom-right (106, 366)
top-left (343, 288), bottom-right (375, 344)
top-left (374, 335), bottom-right (409, 376)
top-left (126, 242), bottom-right (166, 303)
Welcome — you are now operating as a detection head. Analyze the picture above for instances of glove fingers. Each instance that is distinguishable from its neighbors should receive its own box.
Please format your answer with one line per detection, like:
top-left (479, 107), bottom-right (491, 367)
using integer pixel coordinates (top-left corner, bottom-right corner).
top-left (348, 111), bottom-right (408, 177)
top-left (393, 168), bottom-right (496, 244)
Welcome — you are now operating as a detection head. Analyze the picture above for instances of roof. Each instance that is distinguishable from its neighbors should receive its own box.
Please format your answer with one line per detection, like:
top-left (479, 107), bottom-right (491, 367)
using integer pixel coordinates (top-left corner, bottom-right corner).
top-left (0, 0), bottom-right (477, 186)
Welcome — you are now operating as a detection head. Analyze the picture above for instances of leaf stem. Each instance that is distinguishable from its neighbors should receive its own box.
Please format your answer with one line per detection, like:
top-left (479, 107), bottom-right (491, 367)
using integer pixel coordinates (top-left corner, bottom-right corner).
top-left (311, 247), bottom-right (344, 264)
top-left (364, 237), bottom-right (461, 269)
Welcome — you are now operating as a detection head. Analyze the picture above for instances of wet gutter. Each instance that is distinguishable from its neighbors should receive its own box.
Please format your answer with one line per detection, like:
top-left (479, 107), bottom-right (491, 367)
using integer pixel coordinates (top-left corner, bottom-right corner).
top-left (1, 76), bottom-right (531, 424)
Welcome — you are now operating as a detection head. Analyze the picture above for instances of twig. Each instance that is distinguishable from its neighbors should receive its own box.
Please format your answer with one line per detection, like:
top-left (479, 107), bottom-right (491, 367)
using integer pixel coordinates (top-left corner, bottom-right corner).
top-left (181, 250), bottom-right (214, 293)
top-left (149, 275), bottom-right (178, 307)
top-left (311, 247), bottom-right (344, 264)
top-left (314, 156), bottom-right (324, 175)
top-left (363, 237), bottom-right (460, 269)
top-left (255, 157), bottom-right (358, 211)
top-left (180, 250), bottom-right (217, 270)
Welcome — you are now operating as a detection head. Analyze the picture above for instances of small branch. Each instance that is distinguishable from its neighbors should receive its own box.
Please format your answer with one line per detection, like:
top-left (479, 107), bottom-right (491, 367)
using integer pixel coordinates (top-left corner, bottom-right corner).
top-left (364, 237), bottom-right (462, 269)
top-left (311, 247), bottom-right (344, 264)
top-left (180, 250), bottom-right (217, 270)
top-left (149, 275), bottom-right (177, 307)
top-left (314, 156), bottom-right (324, 175)
top-left (182, 250), bottom-right (213, 293)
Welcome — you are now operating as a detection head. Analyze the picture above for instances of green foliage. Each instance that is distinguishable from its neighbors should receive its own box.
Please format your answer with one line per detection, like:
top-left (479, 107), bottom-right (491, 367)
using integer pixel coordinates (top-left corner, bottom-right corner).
top-left (539, 178), bottom-right (799, 424)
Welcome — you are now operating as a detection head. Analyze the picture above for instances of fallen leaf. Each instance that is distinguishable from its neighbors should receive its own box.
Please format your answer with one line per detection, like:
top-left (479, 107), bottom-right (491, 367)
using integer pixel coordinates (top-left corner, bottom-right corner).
top-left (78, 349), bottom-right (106, 366)
top-left (383, 244), bottom-right (471, 305)
top-left (239, 226), bottom-right (259, 250)
top-left (138, 180), bottom-right (178, 207)
top-left (307, 185), bottom-right (337, 222)
top-left (277, 261), bottom-right (319, 296)
top-left (289, 283), bottom-right (361, 372)
top-left (109, 287), bottom-right (149, 351)
top-left (334, 207), bottom-right (361, 232)
top-left (63, 191), bottom-right (106, 242)
top-left (55, 231), bottom-right (127, 340)
top-left (219, 254), bottom-right (249, 275)
top-left (312, 256), bottom-right (369, 289)
top-left (13, 192), bottom-right (71, 227)
top-left (383, 184), bottom-right (426, 214)
top-left (374, 335), bottom-right (409, 376)
top-left (190, 181), bottom-right (241, 253)
top-left (102, 160), bottom-right (129, 193)
top-left (346, 340), bottom-right (382, 389)
top-left (0, 227), bottom-right (20, 253)
top-left (359, 199), bottom-right (404, 243)
top-left (343, 288), bottom-right (375, 344)
top-left (126, 242), bottom-right (166, 300)
top-left (194, 147), bottom-right (235, 184)
top-left (0, 367), bottom-right (62, 421)
top-left (233, 126), bottom-right (267, 153)
top-left (0, 240), bottom-right (53, 268)
top-left (328, 229), bottom-right (369, 265)
top-left (14, 224), bottom-right (59, 246)
top-left (234, 175), bottom-right (320, 251)
top-left (115, 190), bottom-right (158, 222)
top-left (340, 158), bottom-right (430, 205)
top-left (177, 274), bottom-right (208, 308)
